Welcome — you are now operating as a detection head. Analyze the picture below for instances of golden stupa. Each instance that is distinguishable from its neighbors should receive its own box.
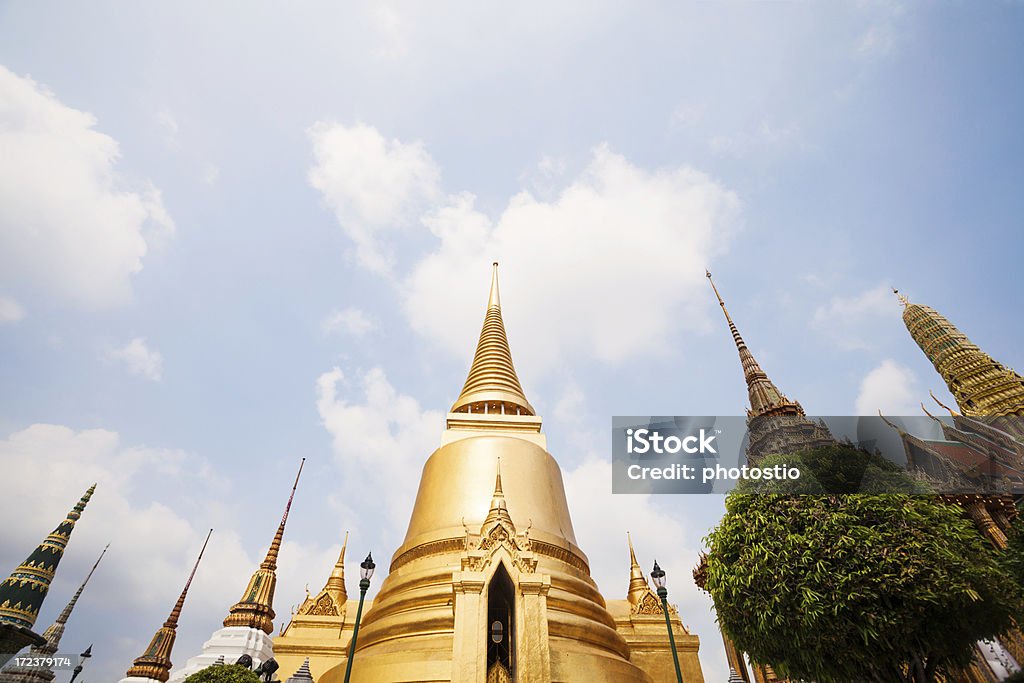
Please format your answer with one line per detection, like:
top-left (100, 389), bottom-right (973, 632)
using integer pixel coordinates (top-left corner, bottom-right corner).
top-left (277, 264), bottom-right (704, 682)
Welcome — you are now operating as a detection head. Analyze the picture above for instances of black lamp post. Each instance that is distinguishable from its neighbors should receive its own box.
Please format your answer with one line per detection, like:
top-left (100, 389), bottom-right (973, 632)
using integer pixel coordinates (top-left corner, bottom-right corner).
top-left (69, 644), bottom-right (92, 683)
top-left (343, 552), bottom-right (375, 683)
top-left (651, 561), bottom-right (683, 683)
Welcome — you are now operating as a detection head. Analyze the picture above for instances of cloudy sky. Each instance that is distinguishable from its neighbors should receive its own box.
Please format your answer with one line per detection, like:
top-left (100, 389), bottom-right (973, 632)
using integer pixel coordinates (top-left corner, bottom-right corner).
top-left (2, 3), bottom-right (1023, 681)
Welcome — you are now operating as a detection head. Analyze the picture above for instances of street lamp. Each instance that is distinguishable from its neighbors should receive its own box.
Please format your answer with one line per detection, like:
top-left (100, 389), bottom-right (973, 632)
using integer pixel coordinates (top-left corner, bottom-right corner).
top-left (69, 644), bottom-right (92, 683)
top-left (651, 561), bottom-right (683, 683)
top-left (343, 552), bottom-right (376, 683)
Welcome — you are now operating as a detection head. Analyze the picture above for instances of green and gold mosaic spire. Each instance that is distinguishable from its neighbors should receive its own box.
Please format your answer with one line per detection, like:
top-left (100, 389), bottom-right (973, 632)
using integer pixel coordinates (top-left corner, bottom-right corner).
top-left (895, 289), bottom-right (1024, 417)
top-left (223, 459), bottom-right (304, 634)
top-left (125, 530), bottom-right (212, 683)
top-left (0, 485), bottom-right (96, 631)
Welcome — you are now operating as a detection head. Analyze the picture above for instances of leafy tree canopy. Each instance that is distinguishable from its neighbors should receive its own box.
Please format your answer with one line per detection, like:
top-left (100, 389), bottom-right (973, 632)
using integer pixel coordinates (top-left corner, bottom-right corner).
top-left (183, 664), bottom-right (261, 683)
top-left (705, 445), bottom-right (1018, 683)
top-left (738, 443), bottom-right (930, 495)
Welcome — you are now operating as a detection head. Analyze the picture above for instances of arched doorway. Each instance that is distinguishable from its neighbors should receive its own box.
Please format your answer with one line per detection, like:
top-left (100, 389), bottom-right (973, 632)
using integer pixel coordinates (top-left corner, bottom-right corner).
top-left (486, 563), bottom-right (515, 682)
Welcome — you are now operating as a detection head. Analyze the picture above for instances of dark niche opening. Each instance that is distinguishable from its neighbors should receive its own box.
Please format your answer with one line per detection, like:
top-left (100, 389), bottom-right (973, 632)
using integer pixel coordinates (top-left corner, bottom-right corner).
top-left (487, 563), bottom-right (515, 679)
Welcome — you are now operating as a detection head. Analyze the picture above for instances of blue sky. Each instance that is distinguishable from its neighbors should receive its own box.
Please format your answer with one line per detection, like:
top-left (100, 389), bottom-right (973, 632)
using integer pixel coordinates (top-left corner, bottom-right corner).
top-left (1, 3), bottom-right (1023, 681)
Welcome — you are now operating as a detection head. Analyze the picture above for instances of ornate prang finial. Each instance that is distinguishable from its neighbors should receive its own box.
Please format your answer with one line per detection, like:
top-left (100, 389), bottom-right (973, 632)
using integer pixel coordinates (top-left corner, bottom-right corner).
top-left (893, 288), bottom-right (911, 308)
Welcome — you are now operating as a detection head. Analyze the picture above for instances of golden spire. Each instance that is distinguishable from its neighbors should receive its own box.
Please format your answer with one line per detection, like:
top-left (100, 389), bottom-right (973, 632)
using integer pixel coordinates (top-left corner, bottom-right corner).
top-left (706, 270), bottom-right (804, 417)
top-left (626, 532), bottom-right (649, 606)
top-left (324, 531), bottom-right (348, 604)
top-left (484, 459), bottom-right (513, 527)
top-left (126, 529), bottom-right (212, 682)
top-left (224, 458), bottom-right (304, 633)
top-left (898, 292), bottom-right (1024, 417)
top-left (451, 263), bottom-right (535, 416)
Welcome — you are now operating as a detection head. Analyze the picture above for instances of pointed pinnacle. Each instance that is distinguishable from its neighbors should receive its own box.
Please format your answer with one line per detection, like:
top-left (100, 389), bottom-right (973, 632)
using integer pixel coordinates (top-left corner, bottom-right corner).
top-left (488, 262), bottom-right (501, 309)
top-left (263, 458), bottom-right (305, 570)
top-left (166, 528), bottom-right (212, 627)
top-left (56, 543), bottom-right (109, 625)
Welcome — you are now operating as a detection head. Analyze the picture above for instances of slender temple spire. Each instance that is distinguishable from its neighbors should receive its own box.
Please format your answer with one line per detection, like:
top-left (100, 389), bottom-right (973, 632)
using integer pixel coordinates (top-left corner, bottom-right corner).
top-left (0, 485), bottom-right (96, 632)
top-left (42, 544), bottom-right (108, 649)
top-left (324, 531), bottom-right (348, 603)
top-left (484, 459), bottom-right (513, 527)
top-left (626, 533), bottom-right (650, 607)
top-left (125, 530), bottom-right (212, 683)
top-left (451, 263), bottom-right (535, 416)
top-left (894, 288), bottom-right (1024, 417)
top-left (705, 271), bottom-right (803, 417)
top-left (224, 459), bottom-right (305, 633)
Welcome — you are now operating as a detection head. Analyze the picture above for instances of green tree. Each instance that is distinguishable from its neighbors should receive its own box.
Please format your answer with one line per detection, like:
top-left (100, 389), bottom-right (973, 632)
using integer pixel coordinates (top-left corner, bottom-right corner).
top-left (1005, 500), bottom-right (1024, 598)
top-left (183, 664), bottom-right (261, 683)
top-left (704, 445), bottom-right (1018, 683)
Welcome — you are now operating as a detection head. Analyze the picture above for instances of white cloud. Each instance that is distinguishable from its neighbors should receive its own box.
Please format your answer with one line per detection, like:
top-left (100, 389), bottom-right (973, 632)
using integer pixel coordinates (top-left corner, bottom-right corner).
top-left (156, 105), bottom-right (180, 149)
top-left (855, 1), bottom-right (907, 59)
top-left (552, 379), bottom-right (585, 425)
top-left (811, 283), bottom-right (899, 350)
top-left (403, 144), bottom-right (740, 376)
top-left (0, 66), bottom-right (175, 309)
top-left (321, 307), bottom-right (376, 337)
top-left (308, 122), bottom-right (441, 274)
top-left (855, 359), bottom-right (921, 415)
top-left (709, 120), bottom-right (804, 159)
top-left (0, 424), bottom-right (246, 626)
top-left (316, 366), bottom-right (442, 531)
top-left (0, 295), bottom-right (25, 323)
top-left (0, 423), bottom-right (340, 683)
top-left (107, 337), bottom-right (164, 381)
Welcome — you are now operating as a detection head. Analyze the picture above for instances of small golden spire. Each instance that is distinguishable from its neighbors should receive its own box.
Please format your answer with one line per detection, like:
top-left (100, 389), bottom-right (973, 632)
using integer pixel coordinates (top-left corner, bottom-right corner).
top-left (485, 459), bottom-right (513, 527)
top-left (626, 532), bottom-right (649, 606)
top-left (324, 531), bottom-right (348, 602)
top-left (892, 288), bottom-right (911, 308)
top-left (451, 263), bottom-right (534, 416)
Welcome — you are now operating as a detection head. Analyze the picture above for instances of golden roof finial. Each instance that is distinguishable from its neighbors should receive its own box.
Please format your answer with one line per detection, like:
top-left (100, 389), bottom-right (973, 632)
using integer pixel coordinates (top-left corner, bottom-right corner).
top-left (893, 288), bottom-right (911, 308)
top-left (626, 532), bottom-right (649, 606)
top-left (485, 458), bottom-right (513, 526)
top-left (930, 390), bottom-right (959, 417)
top-left (877, 410), bottom-right (905, 435)
top-left (451, 263), bottom-right (534, 416)
top-left (324, 531), bottom-right (348, 602)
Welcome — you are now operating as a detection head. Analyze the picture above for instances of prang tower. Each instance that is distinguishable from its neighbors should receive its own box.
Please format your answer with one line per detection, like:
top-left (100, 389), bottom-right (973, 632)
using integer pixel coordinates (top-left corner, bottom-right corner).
top-left (895, 289), bottom-right (1024, 418)
top-left (317, 264), bottom-right (703, 683)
